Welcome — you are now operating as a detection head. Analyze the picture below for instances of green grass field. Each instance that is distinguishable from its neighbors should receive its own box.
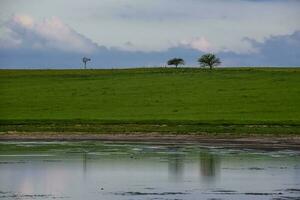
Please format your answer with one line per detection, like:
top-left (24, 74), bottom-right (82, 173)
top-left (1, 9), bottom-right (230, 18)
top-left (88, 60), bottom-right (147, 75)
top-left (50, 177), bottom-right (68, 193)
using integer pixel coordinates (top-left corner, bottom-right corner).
top-left (1, 67), bottom-right (300, 135)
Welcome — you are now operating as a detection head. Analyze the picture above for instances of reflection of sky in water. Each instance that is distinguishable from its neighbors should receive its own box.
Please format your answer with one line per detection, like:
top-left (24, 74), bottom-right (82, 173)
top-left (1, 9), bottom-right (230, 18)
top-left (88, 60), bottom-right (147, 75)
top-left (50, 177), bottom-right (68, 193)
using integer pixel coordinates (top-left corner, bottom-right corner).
top-left (0, 142), bottom-right (299, 200)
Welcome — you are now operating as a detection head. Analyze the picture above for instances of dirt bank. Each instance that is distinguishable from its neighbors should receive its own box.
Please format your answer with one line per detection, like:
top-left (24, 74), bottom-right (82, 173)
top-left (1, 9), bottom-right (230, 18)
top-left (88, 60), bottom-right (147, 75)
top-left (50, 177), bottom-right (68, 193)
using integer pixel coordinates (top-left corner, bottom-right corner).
top-left (1, 132), bottom-right (300, 150)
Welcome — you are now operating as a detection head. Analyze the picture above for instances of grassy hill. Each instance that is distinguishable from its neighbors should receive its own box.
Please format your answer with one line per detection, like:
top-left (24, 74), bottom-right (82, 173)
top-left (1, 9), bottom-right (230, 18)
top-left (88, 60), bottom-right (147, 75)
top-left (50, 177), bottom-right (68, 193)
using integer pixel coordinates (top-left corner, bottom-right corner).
top-left (1, 67), bottom-right (300, 135)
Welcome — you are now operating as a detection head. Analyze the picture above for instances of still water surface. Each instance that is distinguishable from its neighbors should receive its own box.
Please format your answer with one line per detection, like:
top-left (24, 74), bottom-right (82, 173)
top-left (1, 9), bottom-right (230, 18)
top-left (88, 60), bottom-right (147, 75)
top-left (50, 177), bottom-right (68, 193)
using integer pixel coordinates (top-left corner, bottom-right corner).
top-left (0, 142), bottom-right (299, 200)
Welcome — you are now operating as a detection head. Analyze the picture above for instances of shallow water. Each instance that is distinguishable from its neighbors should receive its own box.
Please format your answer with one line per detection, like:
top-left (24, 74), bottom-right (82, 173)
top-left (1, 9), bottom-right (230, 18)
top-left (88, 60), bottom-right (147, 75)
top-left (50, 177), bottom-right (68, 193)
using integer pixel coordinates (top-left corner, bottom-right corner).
top-left (0, 142), bottom-right (299, 200)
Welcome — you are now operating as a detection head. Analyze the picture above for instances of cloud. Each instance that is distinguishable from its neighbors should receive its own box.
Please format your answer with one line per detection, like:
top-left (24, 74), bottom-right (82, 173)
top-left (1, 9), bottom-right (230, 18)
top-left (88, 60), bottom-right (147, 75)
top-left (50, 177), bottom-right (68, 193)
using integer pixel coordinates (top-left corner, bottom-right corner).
top-left (220, 31), bottom-right (300, 66)
top-left (1, 0), bottom-right (299, 54)
top-left (0, 15), bottom-right (299, 68)
top-left (0, 15), bottom-right (98, 53)
top-left (180, 37), bottom-right (213, 52)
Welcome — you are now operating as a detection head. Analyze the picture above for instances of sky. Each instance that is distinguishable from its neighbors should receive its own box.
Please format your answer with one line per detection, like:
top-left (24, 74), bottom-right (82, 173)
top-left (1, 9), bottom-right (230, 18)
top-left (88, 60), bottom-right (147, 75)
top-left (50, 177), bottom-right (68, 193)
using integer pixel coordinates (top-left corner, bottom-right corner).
top-left (0, 0), bottom-right (300, 68)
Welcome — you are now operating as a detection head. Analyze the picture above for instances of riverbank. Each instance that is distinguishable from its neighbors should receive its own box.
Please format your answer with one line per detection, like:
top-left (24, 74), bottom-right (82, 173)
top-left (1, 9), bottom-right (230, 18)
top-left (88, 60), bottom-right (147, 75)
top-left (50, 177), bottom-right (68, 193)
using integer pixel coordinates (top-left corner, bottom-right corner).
top-left (1, 132), bottom-right (300, 150)
top-left (1, 120), bottom-right (300, 135)
top-left (1, 68), bottom-right (300, 144)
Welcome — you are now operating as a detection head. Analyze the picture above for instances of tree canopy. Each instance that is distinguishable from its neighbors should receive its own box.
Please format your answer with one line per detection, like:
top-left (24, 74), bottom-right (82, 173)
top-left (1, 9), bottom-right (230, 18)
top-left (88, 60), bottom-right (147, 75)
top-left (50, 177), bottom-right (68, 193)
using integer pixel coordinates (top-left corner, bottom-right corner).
top-left (198, 54), bottom-right (221, 69)
top-left (167, 58), bottom-right (185, 68)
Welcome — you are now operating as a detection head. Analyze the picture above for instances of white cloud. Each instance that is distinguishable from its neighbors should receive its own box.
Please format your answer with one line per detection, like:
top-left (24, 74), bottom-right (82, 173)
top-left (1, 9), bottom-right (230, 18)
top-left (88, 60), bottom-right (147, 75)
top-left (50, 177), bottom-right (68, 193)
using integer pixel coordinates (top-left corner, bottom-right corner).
top-left (0, 14), bottom-right (98, 53)
top-left (13, 15), bottom-right (34, 27)
top-left (180, 37), bottom-right (213, 52)
top-left (0, 0), bottom-right (299, 53)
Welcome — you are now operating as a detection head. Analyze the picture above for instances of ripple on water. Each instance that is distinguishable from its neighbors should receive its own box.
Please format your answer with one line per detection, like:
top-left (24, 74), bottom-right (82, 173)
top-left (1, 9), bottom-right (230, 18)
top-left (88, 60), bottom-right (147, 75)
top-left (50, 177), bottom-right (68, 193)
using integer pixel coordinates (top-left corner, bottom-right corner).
top-left (113, 191), bottom-right (189, 196)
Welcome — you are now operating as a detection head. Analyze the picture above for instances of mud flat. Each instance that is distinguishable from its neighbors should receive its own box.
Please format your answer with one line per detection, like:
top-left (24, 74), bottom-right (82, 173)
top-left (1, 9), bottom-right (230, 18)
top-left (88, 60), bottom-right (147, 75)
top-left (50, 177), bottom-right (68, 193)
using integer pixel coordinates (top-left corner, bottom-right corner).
top-left (1, 132), bottom-right (300, 150)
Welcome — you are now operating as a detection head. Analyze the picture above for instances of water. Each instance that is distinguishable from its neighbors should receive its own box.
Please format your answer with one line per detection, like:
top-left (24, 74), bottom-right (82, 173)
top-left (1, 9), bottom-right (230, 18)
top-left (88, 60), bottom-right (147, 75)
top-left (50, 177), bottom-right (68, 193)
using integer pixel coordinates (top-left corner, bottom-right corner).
top-left (0, 141), bottom-right (299, 200)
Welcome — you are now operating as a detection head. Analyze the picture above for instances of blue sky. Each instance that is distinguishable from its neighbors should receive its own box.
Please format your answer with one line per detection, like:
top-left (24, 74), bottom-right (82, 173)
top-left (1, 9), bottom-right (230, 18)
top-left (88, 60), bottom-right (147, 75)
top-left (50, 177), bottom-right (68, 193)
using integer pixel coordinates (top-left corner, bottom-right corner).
top-left (0, 0), bottom-right (299, 68)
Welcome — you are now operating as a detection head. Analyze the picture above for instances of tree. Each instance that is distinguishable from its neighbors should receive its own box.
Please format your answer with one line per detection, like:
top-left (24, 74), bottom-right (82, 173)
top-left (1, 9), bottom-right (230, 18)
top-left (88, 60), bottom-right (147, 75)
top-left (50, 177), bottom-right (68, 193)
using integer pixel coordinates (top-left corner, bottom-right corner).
top-left (198, 53), bottom-right (221, 70)
top-left (167, 58), bottom-right (185, 68)
top-left (82, 57), bottom-right (91, 69)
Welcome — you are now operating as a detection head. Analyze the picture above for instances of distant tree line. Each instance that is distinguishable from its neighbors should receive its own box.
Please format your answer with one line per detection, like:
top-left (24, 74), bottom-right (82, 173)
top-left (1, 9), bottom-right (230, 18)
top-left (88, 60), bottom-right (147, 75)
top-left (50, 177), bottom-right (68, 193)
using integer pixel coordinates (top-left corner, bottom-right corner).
top-left (82, 53), bottom-right (221, 69)
top-left (167, 53), bottom-right (221, 69)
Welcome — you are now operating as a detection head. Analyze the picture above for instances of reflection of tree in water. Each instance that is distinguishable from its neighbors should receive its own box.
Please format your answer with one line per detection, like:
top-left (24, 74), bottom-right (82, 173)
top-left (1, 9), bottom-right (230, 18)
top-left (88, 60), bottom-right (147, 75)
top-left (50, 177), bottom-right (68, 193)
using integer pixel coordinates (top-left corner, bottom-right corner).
top-left (168, 147), bottom-right (184, 181)
top-left (199, 152), bottom-right (220, 182)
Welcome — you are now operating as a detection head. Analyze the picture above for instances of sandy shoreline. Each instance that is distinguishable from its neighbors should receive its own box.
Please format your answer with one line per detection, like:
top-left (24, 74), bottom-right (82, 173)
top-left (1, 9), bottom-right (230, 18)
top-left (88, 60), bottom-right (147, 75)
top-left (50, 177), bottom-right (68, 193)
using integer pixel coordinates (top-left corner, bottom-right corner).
top-left (1, 132), bottom-right (300, 150)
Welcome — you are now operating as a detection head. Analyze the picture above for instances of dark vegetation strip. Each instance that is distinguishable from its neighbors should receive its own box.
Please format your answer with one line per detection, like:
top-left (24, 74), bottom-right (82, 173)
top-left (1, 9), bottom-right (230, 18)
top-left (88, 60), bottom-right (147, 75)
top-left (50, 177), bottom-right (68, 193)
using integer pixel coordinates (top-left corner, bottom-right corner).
top-left (1, 121), bottom-right (300, 136)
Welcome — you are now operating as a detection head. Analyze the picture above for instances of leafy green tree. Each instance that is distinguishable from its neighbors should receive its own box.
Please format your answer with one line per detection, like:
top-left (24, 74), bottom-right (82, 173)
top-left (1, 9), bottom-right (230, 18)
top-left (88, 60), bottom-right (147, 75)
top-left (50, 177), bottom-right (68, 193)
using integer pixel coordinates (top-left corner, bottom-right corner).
top-left (167, 58), bottom-right (185, 68)
top-left (198, 54), bottom-right (221, 70)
